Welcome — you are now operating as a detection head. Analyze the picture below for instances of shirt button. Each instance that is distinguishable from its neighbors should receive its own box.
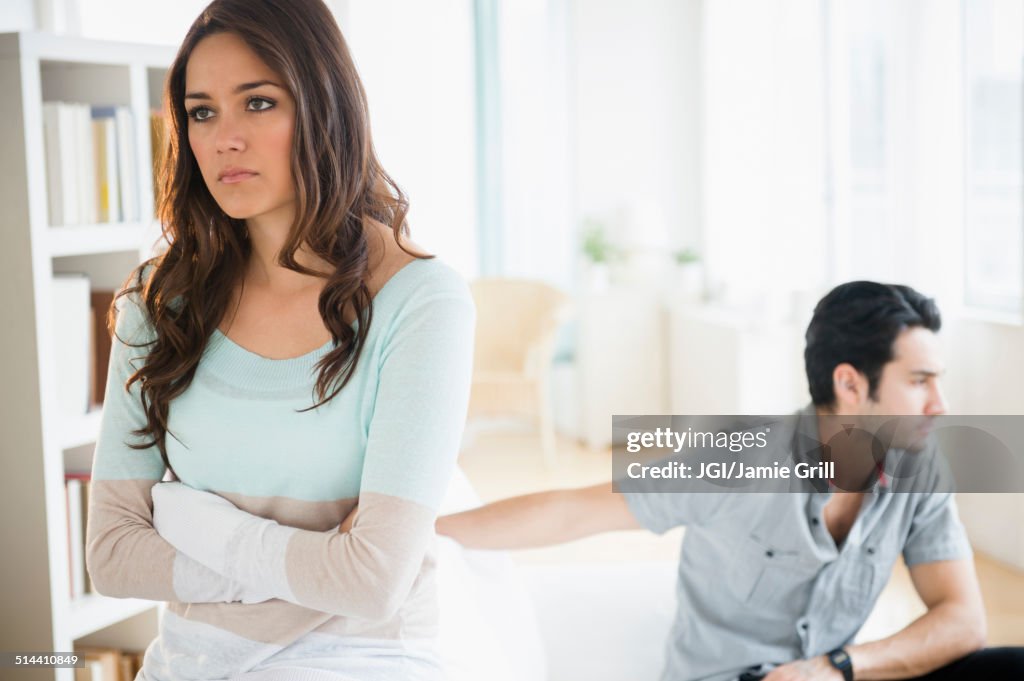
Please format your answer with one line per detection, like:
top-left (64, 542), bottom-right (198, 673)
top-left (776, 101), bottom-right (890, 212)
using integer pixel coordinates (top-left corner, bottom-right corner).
top-left (867, 547), bottom-right (875, 555)
top-left (765, 550), bottom-right (774, 558)
top-left (811, 518), bottom-right (820, 525)
top-left (801, 623), bottom-right (809, 630)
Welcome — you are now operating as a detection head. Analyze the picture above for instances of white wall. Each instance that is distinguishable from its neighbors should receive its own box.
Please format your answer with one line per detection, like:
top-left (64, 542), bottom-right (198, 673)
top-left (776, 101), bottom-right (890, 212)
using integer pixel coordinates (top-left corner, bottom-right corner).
top-left (946, 318), bottom-right (1024, 569)
top-left (77, 0), bottom-right (207, 44)
top-left (0, 0), bottom-right (34, 31)
top-left (345, 0), bottom-right (478, 279)
top-left (487, 0), bottom-right (574, 287)
top-left (570, 0), bottom-right (702, 273)
top-left (701, 0), bottom-right (826, 306)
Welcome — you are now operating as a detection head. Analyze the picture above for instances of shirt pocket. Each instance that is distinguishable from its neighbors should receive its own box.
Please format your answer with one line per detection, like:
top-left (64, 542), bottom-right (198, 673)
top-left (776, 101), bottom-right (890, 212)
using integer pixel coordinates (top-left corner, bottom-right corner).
top-left (838, 545), bottom-right (892, 613)
top-left (729, 533), bottom-right (820, 610)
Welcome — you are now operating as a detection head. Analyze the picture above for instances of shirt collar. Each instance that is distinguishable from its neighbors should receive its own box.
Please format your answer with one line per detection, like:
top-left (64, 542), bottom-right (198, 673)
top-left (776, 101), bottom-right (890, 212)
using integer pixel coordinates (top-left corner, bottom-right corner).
top-left (793, 403), bottom-right (890, 493)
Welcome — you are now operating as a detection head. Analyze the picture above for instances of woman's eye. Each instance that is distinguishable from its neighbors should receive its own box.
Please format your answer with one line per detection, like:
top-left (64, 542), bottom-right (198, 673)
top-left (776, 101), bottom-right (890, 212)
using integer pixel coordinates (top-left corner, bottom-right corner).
top-left (187, 106), bottom-right (213, 123)
top-left (247, 97), bottom-right (275, 112)
top-left (187, 97), bottom-right (274, 123)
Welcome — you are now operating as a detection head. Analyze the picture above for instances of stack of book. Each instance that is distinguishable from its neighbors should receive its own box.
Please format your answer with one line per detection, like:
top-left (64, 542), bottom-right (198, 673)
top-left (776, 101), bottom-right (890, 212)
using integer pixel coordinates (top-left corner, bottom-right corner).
top-left (65, 471), bottom-right (93, 600)
top-left (73, 646), bottom-right (146, 681)
top-left (52, 275), bottom-right (116, 419)
top-left (42, 102), bottom-right (139, 227)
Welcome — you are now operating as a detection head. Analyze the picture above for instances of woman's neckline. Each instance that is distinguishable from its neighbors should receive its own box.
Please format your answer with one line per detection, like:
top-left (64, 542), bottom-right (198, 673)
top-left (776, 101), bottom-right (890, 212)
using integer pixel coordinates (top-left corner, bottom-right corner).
top-left (211, 257), bottom-right (428, 362)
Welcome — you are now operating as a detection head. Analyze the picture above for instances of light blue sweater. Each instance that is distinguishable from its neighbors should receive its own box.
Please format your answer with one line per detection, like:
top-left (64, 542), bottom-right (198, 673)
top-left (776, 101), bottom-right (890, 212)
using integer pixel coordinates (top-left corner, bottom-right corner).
top-left (86, 257), bottom-right (476, 681)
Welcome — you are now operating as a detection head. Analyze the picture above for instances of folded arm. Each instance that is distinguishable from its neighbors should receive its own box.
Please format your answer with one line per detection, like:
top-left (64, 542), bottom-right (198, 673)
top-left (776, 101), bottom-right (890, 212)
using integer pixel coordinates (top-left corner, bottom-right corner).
top-left (151, 289), bottom-right (475, 621)
top-left (85, 290), bottom-right (271, 605)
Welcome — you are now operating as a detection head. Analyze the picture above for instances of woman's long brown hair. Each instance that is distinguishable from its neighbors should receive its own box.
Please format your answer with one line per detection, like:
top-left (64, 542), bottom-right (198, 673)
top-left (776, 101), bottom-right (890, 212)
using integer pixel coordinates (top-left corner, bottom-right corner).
top-left (111, 0), bottom-right (425, 471)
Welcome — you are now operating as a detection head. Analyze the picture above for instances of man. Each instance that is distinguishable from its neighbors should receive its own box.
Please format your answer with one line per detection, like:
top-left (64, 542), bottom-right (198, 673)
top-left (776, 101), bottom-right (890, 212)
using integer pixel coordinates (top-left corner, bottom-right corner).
top-left (437, 281), bottom-right (1024, 681)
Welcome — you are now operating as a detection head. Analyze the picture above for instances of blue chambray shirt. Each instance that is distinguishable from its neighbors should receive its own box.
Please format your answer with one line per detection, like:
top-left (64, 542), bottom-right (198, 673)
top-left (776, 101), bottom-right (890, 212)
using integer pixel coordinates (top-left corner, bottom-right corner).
top-left (622, 404), bottom-right (972, 681)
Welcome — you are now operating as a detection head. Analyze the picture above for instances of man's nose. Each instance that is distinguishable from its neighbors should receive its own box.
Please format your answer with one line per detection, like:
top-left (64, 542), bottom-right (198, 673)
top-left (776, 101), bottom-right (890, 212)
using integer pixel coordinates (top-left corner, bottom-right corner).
top-left (926, 381), bottom-right (948, 416)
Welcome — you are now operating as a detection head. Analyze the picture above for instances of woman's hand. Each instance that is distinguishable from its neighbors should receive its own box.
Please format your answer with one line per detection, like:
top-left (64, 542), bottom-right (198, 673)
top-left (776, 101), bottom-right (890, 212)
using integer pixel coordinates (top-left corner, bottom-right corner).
top-left (338, 503), bottom-right (358, 533)
top-left (150, 481), bottom-right (250, 573)
top-left (150, 482), bottom-right (277, 604)
top-left (151, 482), bottom-right (236, 539)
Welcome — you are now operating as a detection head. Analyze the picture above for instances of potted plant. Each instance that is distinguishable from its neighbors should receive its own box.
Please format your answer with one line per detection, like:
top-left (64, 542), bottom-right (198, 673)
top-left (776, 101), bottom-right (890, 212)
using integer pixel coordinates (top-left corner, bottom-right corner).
top-left (671, 247), bottom-right (703, 301)
top-left (580, 220), bottom-right (620, 291)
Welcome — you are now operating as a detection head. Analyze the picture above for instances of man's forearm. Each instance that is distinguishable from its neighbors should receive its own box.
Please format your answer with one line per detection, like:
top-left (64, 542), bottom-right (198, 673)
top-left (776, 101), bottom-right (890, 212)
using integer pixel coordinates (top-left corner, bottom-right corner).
top-left (437, 490), bottom-right (579, 549)
top-left (848, 600), bottom-right (986, 679)
top-left (437, 483), bottom-right (639, 549)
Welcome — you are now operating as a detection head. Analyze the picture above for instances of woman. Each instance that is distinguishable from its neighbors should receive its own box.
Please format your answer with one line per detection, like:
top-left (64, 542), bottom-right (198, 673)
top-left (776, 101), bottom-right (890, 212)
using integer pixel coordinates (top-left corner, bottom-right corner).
top-left (85, 1), bottom-right (474, 679)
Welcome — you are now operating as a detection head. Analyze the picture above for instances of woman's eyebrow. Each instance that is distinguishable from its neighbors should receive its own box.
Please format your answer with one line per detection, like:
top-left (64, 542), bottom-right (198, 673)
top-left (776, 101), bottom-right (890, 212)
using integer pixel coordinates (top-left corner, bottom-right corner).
top-left (185, 80), bottom-right (282, 100)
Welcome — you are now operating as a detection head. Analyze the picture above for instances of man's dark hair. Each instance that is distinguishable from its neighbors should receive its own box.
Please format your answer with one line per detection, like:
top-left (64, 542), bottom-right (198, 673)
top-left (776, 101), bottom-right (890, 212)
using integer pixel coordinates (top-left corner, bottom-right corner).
top-left (804, 281), bottom-right (941, 407)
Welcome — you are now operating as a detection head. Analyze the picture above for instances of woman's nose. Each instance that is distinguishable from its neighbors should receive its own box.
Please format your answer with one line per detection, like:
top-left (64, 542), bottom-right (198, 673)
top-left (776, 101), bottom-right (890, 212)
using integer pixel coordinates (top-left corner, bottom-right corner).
top-left (214, 114), bottom-right (247, 154)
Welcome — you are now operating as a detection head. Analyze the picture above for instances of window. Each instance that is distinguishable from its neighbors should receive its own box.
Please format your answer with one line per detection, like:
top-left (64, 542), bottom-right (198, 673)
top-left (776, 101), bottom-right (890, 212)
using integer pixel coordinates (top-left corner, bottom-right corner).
top-left (963, 0), bottom-right (1023, 315)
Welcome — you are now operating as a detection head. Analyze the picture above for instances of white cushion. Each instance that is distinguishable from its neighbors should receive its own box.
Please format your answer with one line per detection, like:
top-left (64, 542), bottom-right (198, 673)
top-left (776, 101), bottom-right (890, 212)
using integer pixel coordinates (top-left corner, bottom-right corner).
top-left (436, 469), bottom-right (547, 681)
top-left (520, 561), bottom-right (677, 681)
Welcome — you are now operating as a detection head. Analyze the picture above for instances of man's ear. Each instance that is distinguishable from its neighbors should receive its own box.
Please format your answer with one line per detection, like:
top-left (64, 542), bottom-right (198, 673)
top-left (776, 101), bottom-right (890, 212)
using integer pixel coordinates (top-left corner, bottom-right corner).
top-left (832, 363), bottom-right (869, 412)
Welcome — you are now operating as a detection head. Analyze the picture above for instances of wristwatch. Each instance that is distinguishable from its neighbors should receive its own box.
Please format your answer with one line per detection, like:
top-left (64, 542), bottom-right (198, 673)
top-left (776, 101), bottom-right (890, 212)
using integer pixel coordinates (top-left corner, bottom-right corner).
top-left (826, 648), bottom-right (854, 681)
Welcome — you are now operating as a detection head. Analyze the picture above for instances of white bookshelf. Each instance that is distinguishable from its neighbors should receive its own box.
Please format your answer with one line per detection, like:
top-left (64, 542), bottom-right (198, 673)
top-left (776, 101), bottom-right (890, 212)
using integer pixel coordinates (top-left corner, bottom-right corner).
top-left (0, 31), bottom-right (174, 680)
top-left (67, 595), bottom-right (159, 642)
top-left (46, 222), bottom-right (159, 258)
top-left (60, 409), bottom-right (104, 451)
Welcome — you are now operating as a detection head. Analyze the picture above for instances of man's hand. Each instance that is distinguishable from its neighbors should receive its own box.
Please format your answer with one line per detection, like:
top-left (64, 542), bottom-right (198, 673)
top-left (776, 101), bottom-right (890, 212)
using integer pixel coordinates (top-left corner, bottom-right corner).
top-left (763, 657), bottom-right (843, 681)
top-left (435, 482), bottom-right (641, 550)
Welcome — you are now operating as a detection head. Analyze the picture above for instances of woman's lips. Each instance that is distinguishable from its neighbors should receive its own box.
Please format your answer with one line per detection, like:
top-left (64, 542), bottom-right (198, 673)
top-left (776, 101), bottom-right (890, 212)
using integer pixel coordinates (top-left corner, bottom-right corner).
top-left (220, 171), bottom-right (258, 184)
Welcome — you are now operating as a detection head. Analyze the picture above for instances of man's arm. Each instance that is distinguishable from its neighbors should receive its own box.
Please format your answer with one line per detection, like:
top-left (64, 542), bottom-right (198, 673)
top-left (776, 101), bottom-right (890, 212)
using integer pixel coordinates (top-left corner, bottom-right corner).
top-left (763, 559), bottom-right (985, 681)
top-left (846, 558), bottom-right (986, 680)
top-left (435, 482), bottom-right (641, 549)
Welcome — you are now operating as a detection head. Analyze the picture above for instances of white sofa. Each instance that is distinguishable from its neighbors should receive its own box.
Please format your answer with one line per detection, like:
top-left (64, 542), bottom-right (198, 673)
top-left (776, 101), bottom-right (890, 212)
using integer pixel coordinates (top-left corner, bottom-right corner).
top-left (520, 560), bottom-right (677, 681)
top-left (438, 470), bottom-right (677, 681)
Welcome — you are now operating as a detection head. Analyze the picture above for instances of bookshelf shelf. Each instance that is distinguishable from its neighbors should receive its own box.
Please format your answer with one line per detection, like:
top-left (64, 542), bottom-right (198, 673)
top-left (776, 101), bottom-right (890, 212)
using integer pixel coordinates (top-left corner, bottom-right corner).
top-left (67, 595), bottom-right (159, 641)
top-left (45, 222), bottom-right (147, 258)
top-left (60, 409), bottom-right (104, 451)
top-left (0, 30), bottom-right (174, 680)
top-left (2, 30), bottom-right (174, 68)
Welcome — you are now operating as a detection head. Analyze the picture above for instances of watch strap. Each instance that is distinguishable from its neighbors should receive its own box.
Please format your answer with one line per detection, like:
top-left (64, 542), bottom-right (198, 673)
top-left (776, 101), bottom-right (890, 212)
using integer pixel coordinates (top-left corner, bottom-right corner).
top-left (827, 648), bottom-right (854, 681)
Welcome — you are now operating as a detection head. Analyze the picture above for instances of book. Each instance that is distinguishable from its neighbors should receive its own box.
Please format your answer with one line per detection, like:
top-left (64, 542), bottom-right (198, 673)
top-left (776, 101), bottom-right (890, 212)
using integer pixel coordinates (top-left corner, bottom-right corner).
top-left (73, 659), bottom-right (104, 681)
top-left (42, 102), bottom-right (81, 226)
top-left (91, 111), bottom-right (120, 223)
top-left (82, 479), bottom-right (94, 594)
top-left (91, 290), bottom-right (115, 406)
top-left (116, 108), bottom-right (139, 221)
top-left (75, 103), bottom-right (97, 224)
top-left (131, 651), bottom-right (146, 678)
top-left (42, 103), bottom-right (65, 226)
top-left (66, 478), bottom-right (85, 599)
top-left (75, 647), bottom-right (123, 681)
top-left (64, 478), bottom-right (74, 598)
top-left (92, 107), bottom-right (126, 223)
top-left (65, 472), bottom-right (93, 593)
top-left (43, 102), bottom-right (137, 226)
top-left (52, 274), bottom-right (92, 417)
top-left (92, 118), bottom-right (108, 222)
top-left (118, 653), bottom-right (135, 681)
